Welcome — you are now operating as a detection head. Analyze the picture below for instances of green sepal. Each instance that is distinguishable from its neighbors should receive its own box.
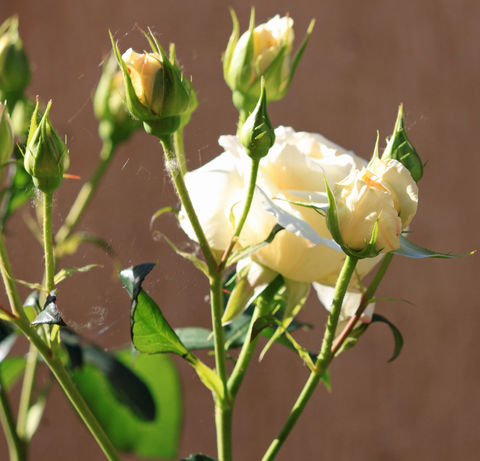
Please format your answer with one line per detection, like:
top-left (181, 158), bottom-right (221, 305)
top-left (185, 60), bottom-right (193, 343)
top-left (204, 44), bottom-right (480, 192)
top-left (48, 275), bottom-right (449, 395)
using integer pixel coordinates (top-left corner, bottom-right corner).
top-left (109, 32), bottom-right (157, 122)
top-left (286, 19), bottom-right (315, 92)
top-left (230, 8), bottom-right (256, 93)
top-left (382, 104), bottom-right (423, 182)
top-left (222, 8), bottom-right (240, 81)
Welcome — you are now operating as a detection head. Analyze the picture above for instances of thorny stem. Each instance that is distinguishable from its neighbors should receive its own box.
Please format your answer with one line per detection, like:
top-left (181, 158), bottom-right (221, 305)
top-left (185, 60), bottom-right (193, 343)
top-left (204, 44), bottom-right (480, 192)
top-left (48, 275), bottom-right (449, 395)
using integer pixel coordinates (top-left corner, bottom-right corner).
top-left (159, 135), bottom-right (217, 273)
top-left (261, 255), bottom-right (358, 461)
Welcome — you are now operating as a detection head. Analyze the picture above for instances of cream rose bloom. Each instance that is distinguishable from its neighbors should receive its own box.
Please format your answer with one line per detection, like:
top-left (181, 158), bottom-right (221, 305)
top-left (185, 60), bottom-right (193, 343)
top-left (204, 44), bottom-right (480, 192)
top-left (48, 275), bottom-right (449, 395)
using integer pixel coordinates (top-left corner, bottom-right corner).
top-left (180, 126), bottom-right (383, 286)
top-left (334, 158), bottom-right (418, 252)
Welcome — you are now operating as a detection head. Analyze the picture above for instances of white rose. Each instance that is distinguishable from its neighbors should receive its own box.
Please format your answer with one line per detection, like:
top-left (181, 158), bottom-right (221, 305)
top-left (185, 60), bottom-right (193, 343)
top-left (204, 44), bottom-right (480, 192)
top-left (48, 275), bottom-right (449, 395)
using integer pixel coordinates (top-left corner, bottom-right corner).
top-left (334, 157), bottom-right (418, 252)
top-left (180, 126), bottom-right (382, 286)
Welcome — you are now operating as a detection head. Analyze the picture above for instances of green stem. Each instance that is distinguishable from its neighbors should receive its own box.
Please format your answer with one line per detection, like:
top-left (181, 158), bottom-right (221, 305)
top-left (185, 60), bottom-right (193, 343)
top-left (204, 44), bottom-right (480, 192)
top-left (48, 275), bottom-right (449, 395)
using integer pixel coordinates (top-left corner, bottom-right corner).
top-left (210, 274), bottom-right (232, 461)
top-left (55, 140), bottom-right (116, 245)
top-left (261, 255), bottom-right (358, 461)
top-left (0, 207), bottom-right (120, 460)
top-left (220, 159), bottom-right (260, 268)
top-left (12, 317), bottom-right (120, 461)
top-left (16, 344), bottom-right (39, 442)
top-left (173, 128), bottom-right (186, 176)
top-left (159, 135), bottom-right (217, 272)
top-left (0, 378), bottom-right (25, 461)
top-left (227, 306), bottom-right (260, 399)
top-left (42, 192), bottom-right (55, 292)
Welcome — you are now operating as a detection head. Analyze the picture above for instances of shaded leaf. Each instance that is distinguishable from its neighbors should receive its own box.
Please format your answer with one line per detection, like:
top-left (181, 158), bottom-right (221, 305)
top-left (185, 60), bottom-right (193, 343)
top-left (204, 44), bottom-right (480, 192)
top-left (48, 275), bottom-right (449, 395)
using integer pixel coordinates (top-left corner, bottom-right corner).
top-left (61, 329), bottom-right (155, 421)
top-left (31, 291), bottom-right (66, 326)
top-left (371, 313), bottom-right (404, 362)
top-left (181, 455), bottom-right (217, 461)
top-left (73, 349), bottom-right (182, 458)
top-left (0, 319), bottom-right (16, 362)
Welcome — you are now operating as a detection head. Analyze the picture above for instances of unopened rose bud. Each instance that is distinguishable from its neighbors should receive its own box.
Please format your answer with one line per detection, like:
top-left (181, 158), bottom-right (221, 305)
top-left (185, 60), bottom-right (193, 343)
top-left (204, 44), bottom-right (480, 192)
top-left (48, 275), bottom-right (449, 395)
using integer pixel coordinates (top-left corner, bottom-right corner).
top-left (0, 16), bottom-right (30, 99)
top-left (382, 104), bottom-right (423, 182)
top-left (110, 30), bottom-right (192, 137)
top-left (93, 52), bottom-right (141, 143)
top-left (223, 9), bottom-right (314, 117)
top-left (24, 100), bottom-right (69, 193)
top-left (0, 102), bottom-right (13, 167)
top-left (332, 157), bottom-right (418, 254)
top-left (238, 80), bottom-right (275, 160)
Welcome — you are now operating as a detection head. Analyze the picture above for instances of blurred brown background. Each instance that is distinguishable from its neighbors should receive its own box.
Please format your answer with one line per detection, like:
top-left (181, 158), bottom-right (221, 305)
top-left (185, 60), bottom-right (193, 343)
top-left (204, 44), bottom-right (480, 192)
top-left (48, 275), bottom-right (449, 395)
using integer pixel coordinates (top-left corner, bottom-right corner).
top-left (1, 0), bottom-right (479, 460)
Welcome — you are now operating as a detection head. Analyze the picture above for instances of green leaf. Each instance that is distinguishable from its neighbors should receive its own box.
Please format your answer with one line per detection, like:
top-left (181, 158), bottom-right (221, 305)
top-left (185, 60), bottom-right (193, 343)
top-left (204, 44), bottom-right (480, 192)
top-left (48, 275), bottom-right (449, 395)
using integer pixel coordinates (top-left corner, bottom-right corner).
top-left (73, 349), bottom-right (182, 458)
top-left (54, 264), bottom-right (101, 285)
top-left (371, 313), bottom-right (404, 362)
top-left (119, 264), bottom-right (189, 357)
top-left (0, 356), bottom-right (26, 390)
top-left (394, 235), bottom-right (471, 258)
top-left (61, 329), bottom-right (156, 421)
top-left (175, 327), bottom-right (213, 350)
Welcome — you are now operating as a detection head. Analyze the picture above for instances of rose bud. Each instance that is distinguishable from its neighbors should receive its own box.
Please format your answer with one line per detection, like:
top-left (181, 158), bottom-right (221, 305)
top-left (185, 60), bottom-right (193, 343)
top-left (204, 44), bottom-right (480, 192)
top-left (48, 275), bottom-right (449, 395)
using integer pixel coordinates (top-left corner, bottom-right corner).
top-left (24, 100), bottom-right (69, 193)
top-left (333, 157), bottom-right (418, 254)
top-left (238, 80), bottom-right (275, 160)
top-left (0, 16), bottom-right (30, 100)
top-left (223, 9), bottom-right (314, 117)
top-left (93, 52), bottom-right (141, 144)
top-left (110, 30), bottom-right (192, 137)
top-left (382, 104), bottom-right (423, 182)
top-left (0, 102), bottom-right (13, 167)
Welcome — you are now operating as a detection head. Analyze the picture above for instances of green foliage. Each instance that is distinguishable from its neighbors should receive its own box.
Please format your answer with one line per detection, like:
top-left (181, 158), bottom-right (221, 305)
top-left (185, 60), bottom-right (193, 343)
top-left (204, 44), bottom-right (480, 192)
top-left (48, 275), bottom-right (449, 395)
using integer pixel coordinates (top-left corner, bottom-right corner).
top-left (119, 264), bottom-right (189, 356)
top-left (394, 235), bottom-right (470, 258)
top-left (73, 349), bottom-right (182, 458)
